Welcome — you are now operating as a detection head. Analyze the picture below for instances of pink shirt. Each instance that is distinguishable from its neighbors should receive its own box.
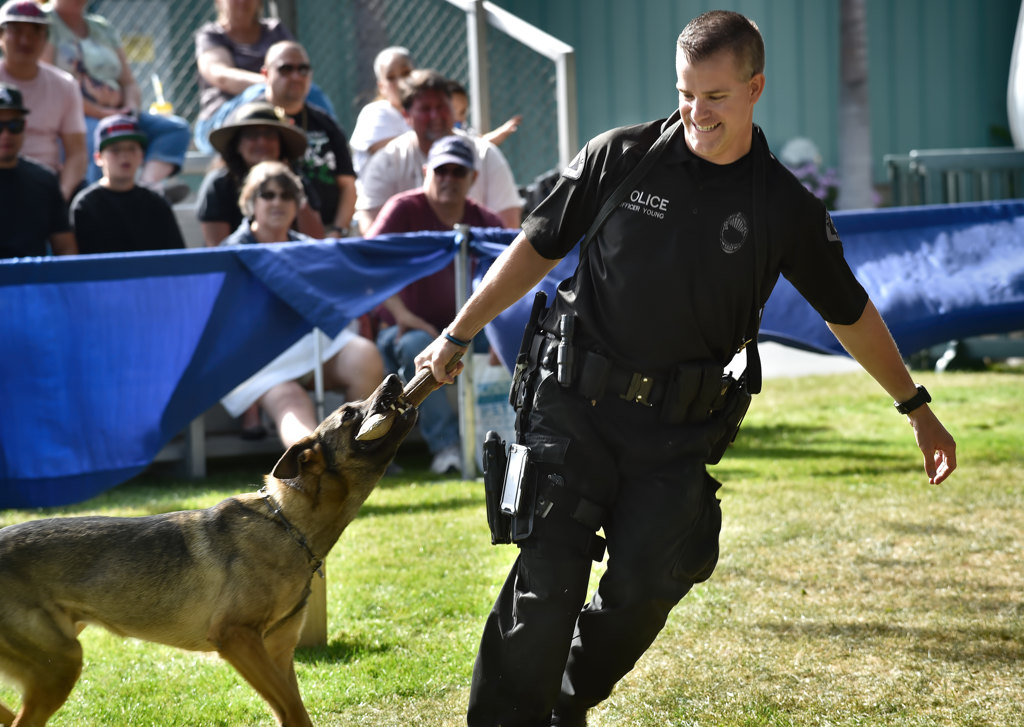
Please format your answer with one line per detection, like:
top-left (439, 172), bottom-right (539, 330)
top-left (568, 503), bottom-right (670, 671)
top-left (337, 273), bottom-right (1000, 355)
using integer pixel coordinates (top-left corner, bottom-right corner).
top-left (0, 62), bottom-right (85, 172)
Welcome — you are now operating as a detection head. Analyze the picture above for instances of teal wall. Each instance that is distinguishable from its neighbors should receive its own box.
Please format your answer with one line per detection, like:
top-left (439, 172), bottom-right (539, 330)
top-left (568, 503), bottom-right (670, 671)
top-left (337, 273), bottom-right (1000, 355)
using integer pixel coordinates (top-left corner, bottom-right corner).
top-left (498, 0), bottom-right (1020, 184)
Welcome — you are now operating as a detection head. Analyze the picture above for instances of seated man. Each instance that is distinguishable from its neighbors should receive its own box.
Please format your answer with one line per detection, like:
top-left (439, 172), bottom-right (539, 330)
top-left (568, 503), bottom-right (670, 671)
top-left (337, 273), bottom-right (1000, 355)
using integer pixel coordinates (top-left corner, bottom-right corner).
top-left (254, 40), bottom-right (357, 236)
top-left (355, 69), bottom-right (521, 235)
top-left (366, 135), bottom-right (504, 475)
top-left (70, 114), bottom-right (185, 253)
top-left (0, 82), bottom-right (76, 257)
top-left (0, 0), bottom-right (86, 201)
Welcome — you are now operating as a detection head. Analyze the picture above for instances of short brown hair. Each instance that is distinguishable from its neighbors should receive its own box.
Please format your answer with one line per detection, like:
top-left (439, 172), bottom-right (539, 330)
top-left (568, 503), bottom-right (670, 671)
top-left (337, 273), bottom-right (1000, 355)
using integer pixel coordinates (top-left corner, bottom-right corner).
top-left (397, 69), bottom-right (451, 111)
top-left (676, 10), bottom-right (765, 79)
top-left (238, 161), bottom-right (305, 217)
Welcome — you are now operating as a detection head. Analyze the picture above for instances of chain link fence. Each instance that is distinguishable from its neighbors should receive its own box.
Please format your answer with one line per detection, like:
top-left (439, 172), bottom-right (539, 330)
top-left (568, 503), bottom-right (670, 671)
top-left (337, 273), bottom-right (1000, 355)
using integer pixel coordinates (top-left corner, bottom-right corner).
top-left (88, 0), bottom-right (565, 188)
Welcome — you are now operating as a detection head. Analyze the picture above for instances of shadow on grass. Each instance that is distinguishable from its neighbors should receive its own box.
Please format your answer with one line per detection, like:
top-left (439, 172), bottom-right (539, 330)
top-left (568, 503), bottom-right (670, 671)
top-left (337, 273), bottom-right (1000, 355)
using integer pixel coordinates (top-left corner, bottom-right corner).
top-left (728, 423), bottom-right (903, 462)
top-left (360, 494), bottom-right (481, 518)
top-left (883, 519), bottom-right (965, 537)
top-left (755, 619), bottom-right (1023, 665)
top-left (295, 635), bottom-right (394, 664)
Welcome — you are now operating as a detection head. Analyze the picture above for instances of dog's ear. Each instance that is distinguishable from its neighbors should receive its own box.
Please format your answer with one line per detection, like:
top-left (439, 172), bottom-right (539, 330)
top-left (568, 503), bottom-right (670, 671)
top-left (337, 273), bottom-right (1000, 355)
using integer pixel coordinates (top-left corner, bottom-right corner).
top-left (272, 438), bottom-right (315, 483)
top-left (271, 442), bottom-right (304, 480)
top-left (271, 437), bottom-right (323, 480)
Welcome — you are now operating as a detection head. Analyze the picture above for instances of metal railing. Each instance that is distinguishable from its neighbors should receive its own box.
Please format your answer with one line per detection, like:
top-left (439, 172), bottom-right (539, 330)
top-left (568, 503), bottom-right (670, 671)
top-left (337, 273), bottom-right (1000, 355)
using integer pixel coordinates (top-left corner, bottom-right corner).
top-left (447, 0), bottom-right (578, 171)
top-left (885, 147), bottom-right (1024, 206)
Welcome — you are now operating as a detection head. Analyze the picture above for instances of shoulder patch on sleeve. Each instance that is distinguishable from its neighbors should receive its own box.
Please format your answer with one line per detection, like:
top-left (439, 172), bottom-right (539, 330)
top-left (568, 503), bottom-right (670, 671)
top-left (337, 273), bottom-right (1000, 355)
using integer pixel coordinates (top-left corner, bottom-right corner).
top-left (562, 146), bottom-right (585, 180)
top-left (824, 211), bottom-right (841, 242)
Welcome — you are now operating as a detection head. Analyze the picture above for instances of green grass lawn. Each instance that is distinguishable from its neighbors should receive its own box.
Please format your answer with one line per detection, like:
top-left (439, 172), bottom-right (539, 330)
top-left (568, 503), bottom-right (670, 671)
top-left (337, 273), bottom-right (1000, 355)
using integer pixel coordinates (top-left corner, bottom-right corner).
top-left (1, 370), bottom-right (1021, 726)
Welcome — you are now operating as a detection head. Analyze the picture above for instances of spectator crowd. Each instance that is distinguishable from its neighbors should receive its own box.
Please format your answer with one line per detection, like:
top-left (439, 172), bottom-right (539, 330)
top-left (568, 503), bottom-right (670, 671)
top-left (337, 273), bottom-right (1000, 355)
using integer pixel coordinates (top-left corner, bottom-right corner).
top-left (0, 0), bottom-right (525, 474)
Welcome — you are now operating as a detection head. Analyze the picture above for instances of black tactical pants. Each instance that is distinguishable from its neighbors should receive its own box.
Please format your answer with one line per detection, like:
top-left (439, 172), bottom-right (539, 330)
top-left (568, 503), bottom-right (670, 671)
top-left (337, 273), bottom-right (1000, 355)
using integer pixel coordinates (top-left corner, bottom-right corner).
top-left (466, 367), bottom-right (723, 727)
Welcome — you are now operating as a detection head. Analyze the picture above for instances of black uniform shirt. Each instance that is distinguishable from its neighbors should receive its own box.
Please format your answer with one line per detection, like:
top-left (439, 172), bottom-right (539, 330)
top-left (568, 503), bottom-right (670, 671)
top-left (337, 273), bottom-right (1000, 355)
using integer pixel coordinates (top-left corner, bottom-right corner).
top-left (523, 113), bottom-right (868, 372)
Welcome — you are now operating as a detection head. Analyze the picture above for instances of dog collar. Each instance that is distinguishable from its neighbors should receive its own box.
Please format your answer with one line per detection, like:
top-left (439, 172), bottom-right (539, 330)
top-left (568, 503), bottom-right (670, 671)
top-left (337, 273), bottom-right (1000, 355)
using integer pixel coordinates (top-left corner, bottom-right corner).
top-left (258, 487), bottom-right (324, 578)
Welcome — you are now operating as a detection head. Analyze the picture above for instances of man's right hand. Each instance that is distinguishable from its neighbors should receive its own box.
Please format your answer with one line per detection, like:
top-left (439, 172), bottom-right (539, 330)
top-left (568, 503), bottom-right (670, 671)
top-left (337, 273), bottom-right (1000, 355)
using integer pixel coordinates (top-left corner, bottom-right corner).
top-left (415, 335), bottom-right (466, 385)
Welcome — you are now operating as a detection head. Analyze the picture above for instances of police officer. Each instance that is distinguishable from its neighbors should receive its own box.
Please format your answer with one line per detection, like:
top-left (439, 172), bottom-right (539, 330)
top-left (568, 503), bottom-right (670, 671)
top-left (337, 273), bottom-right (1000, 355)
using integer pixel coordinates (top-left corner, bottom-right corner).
top-left (416, 11), bottom-right (956, 727)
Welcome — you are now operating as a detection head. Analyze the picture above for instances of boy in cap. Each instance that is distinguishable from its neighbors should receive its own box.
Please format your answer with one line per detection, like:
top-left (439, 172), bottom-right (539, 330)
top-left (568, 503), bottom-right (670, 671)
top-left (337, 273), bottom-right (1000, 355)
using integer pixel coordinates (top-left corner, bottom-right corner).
top-left (70, 114), bottom-right (185, 253)
top-left (0, 81), bottom-right (76, 257)
top-left (366, 134), bottom-right (504, 475)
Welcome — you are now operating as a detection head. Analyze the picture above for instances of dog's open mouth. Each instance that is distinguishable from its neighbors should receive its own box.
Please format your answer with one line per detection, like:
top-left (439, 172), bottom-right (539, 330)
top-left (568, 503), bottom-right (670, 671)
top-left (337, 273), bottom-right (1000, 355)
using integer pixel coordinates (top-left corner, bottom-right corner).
top-left (355, 374), bottom-right (416, 443)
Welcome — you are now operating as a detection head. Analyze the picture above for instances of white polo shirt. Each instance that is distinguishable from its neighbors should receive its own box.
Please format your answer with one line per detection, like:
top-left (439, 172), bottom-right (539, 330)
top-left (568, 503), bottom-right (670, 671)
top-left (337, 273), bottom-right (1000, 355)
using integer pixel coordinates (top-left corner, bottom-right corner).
top-left (355, 129), bottom-right (522, 216)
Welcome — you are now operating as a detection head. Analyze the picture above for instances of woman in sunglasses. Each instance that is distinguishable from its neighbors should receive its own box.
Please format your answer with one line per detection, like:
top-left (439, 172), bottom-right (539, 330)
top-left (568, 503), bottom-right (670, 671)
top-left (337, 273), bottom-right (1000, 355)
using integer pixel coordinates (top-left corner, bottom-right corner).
top-left (220, 159), bottom-right (385, 447)
top-left (223, 159), bottom-right (307, 246)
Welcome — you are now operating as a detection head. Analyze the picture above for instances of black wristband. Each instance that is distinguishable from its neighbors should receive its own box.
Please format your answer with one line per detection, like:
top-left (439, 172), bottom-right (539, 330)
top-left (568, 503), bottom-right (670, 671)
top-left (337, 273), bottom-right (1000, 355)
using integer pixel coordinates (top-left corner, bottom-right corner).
top-left (894, 384), bottom-right (931, 415)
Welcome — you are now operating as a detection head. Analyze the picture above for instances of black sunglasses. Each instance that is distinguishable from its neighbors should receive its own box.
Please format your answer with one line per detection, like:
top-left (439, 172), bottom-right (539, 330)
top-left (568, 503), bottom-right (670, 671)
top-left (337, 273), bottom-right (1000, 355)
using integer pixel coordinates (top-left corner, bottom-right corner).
top-left (275, 63), bottom-right (312, 77)
top-left (0, 118), bottom-right (26, 134)
top-left (258, 189), bottom-right (297, 202)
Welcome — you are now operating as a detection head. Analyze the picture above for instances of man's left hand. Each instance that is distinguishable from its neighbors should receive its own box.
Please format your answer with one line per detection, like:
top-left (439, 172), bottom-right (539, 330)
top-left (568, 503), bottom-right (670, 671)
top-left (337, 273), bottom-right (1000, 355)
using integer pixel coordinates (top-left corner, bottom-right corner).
top-left (907, 406), bottom-right (957, 485)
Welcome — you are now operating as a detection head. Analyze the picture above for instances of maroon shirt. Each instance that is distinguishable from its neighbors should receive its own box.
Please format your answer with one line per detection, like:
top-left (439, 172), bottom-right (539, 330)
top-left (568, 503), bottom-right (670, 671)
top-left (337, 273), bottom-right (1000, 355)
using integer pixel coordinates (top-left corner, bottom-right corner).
top-left (366, 188), bottom-right (504, 330)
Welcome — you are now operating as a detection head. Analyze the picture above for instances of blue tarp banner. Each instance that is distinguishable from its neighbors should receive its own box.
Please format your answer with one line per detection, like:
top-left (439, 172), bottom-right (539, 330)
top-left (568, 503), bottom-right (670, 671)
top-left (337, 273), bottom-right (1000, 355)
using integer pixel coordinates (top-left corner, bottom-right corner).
top-left (3, 201), bottom-right (1024, 508)
top-left (758, 201), bottom-right (1024, 355)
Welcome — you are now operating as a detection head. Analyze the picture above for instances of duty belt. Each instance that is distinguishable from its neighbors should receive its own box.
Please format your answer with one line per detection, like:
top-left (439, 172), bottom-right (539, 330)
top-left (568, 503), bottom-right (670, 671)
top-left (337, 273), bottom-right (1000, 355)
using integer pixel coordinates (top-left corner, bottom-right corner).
top-left (533, 335), bottom-right (656, 404)
top-left (533, 334), bottom-right (728, 422)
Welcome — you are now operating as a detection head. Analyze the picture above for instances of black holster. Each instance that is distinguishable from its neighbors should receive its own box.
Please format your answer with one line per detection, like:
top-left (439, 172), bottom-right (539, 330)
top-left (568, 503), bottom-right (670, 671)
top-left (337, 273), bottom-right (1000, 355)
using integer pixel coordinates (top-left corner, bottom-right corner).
top-left (704, 374), bottom-right (752, 465)
top-left (508, 291), bottom-right (548, 413)
top-left (482, 430), bottom-right (511, 544)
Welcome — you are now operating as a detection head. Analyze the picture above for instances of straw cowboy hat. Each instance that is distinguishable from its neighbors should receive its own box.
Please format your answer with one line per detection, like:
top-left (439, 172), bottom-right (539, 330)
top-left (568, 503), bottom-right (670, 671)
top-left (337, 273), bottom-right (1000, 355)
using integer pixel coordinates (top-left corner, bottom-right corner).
top-left (208, 101), bottom-right (308, 160)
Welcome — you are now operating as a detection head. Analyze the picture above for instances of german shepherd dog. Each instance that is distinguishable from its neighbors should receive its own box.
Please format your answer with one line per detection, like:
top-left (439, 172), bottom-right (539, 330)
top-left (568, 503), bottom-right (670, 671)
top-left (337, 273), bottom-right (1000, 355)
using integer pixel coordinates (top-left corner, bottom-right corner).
top-left (0, 374), bottom-right (417, 727)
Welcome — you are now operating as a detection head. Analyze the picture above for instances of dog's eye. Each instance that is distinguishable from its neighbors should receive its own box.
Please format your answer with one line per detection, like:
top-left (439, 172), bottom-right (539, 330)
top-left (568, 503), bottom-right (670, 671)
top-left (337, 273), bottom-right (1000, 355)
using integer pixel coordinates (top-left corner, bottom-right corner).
top-left (341, 408), bottom-right (356, 424)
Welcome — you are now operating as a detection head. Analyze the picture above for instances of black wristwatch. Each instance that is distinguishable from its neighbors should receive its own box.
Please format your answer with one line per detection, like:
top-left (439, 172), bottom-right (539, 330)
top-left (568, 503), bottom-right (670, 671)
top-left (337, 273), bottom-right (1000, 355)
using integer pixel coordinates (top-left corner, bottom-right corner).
top-left (894, 384), bottom-right (931, 415)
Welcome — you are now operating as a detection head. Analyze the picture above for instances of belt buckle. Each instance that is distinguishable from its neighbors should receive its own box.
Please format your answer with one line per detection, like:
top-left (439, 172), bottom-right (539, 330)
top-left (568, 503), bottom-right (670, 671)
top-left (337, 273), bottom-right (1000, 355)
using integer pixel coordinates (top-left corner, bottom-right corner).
top-left (621, 372), bottom-right (654, 406)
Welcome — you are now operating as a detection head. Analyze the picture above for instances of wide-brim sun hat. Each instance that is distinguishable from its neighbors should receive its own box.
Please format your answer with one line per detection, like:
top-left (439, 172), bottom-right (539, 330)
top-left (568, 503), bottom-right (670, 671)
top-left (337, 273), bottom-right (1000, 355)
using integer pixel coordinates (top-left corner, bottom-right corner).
top-left (208, 102), bottom-right (308, 161)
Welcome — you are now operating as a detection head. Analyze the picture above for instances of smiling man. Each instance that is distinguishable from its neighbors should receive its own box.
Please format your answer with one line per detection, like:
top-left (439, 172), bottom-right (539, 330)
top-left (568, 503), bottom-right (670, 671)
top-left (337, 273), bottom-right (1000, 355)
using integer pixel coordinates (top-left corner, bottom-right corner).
top-left (414, 10), bottom-right (957, 726)
top-left (354, 68), bottom-right (522, 234)
top-left (0, 0), bottom-right (86, 202)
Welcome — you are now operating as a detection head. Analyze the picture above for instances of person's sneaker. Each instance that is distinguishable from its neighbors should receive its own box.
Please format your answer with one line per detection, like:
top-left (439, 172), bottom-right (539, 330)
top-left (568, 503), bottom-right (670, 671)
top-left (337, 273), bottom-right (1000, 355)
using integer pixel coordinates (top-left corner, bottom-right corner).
top-left (429, 444), bottom-right (462, 475)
